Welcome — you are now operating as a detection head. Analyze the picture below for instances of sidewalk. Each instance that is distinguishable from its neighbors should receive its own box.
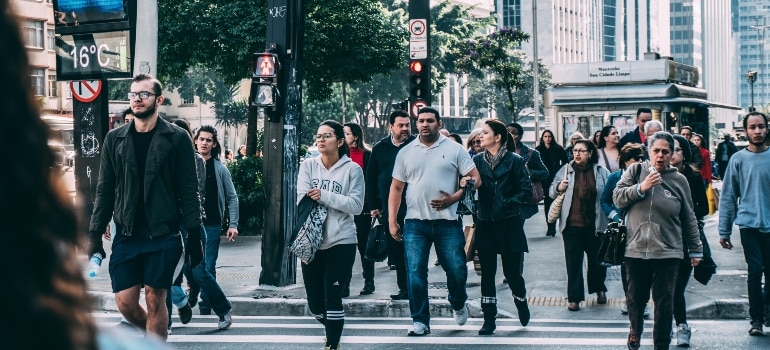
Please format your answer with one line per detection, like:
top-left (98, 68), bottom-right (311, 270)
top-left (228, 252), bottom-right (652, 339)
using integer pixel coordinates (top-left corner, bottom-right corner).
top-left (87, 202), bottom-right (751, 320)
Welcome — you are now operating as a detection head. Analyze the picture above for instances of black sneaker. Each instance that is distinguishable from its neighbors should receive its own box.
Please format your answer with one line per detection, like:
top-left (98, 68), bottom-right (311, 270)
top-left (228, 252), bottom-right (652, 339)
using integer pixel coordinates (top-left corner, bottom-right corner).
top-left (749, 320), bottom-right (764, 336)
top-left (360, 280), bottom-right (375, 295)
top-left (179, 302), bottom-right (193, 324)
top-left (390, 289), bottom-right (408, 300)
top-left (340, 285), bottom-right (350, 298)
top-left (188, 287), bottom-right (200, 308)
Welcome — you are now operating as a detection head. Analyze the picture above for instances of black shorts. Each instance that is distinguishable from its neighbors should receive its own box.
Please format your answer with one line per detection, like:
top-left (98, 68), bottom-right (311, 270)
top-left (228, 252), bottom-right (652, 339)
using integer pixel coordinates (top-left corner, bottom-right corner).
top-left (108, 227), bottom-right (184, 293)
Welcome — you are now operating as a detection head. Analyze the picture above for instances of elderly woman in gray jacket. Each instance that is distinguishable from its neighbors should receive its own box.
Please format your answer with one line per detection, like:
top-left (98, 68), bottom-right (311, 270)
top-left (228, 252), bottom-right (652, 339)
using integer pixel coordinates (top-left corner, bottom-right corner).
top-left (613, 131), bottom-right (703, 350)
top-left (549, 139), bottom-right (610, 312)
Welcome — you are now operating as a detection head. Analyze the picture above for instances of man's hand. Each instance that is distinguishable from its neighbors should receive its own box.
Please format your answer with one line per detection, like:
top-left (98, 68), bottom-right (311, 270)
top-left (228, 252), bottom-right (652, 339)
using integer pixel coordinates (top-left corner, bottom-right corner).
top-left (690, 257), bottom-right (702, 267)
top-left (102, 224), bottom-right (112, 241)
top-left (186, 226), bottom-right (204, 269)
top-left (719, 238), bottom-right (733, 250)
top-left (389, 222), bottom-right (402, 242)
top-left (89, 234), bottom-right (106, 259)
top-left (370, 209), bottom-right (382, 217)
top-left (225, 227), bottom-right (238, 242)
top-left (430, 190), bottom-right (454, 211)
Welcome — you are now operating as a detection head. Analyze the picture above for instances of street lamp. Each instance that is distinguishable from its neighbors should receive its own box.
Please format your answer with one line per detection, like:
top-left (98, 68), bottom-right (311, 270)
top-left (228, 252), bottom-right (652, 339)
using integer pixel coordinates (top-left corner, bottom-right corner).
top-left (747, 70), bottom-right (758, 112)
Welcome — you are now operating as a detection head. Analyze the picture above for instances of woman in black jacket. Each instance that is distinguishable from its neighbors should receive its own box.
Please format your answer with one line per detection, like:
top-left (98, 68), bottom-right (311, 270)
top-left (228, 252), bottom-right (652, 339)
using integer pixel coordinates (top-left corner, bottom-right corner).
top-left (465, 119), bottom-right (532, 335)
top-left (536, 129), bottom-right (569, 236)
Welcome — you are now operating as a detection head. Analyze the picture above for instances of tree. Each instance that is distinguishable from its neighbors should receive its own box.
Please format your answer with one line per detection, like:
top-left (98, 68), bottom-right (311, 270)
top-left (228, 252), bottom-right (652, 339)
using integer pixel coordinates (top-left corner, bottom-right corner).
top-left (455, 27), bottom-right (535, 121)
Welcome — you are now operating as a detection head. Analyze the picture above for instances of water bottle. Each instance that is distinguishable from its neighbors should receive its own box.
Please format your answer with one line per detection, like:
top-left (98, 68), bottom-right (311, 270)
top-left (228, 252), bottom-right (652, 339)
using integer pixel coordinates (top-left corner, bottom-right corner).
top-left (88, 252), bottom-right (103, 278)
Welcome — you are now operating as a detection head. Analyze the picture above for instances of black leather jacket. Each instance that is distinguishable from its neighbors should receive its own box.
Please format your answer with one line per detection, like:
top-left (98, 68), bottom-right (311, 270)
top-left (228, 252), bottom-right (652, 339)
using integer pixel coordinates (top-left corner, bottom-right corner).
top-left (473, 151), bottom-right (532, 221)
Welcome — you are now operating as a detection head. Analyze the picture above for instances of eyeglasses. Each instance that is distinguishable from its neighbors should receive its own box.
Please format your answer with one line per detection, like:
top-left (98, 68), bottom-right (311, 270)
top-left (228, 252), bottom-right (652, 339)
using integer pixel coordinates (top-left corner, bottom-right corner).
top-left (127, 91), bottom-right (156, 100)
top-left (315, 133), bottom-right (334, 140)
top-left (473, 139), bottom-right (482, 145)
top-left (572, 149), bottom-right (589, 154)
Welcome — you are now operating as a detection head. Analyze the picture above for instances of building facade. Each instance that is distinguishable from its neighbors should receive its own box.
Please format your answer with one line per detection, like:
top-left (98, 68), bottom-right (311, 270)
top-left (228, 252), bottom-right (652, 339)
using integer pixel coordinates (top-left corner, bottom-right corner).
top-left (736, 0), bottom-right (770, 112)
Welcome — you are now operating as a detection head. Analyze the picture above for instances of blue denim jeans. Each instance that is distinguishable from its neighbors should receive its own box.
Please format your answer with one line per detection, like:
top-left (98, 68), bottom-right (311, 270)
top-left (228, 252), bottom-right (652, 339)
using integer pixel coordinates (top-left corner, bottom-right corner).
top-left (199, 225), bottom-right (222, 312)
top-left (739, 228), bottom-right (770, 323)
top-left (403, 219), bottom-right (467, 325)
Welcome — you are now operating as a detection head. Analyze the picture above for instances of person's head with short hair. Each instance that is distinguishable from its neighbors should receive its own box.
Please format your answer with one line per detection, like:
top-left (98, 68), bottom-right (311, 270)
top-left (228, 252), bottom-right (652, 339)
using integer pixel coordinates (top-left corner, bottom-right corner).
top-left (643, 120), bottom-right (664, 138)
top-left (506, 122), bottom-right (524, 146)
top-left (467, 128), bottom-right (483, 152)
top-left (225, 149), bottom-right (233, 160)
top-left (568, 132), bottom-right (585, 146)
top-left (171, 118), bottom-right (193, 138)
top-left (690, 133), bottom-right (704, 148)
top-left (679, 126), bottom-right (693, 140)
top-left (0, 1), bottom-right (98, 347)
top-left (388, 109), bottom-right (411, 144)
top-left (128, 74), bottom-right (164, 120)
top-left (723, 133), bottom-right (732, 142)
top-left (743, 111), bottom-right (769, 148)
top-left (647, 131), bottom-right (675, 171)
top-left (439, 128), bottom-right (450, 137)
top-left (618, 143), bottom-right (645, 170)
top-left (194, 125), bottom-right (221, 160)
top-left (448, 133), bottom-right (463, 144)
top-left (237, 145), bottom-right (246, 157)
top-left (418, 106), bottom-right (440, 122)
top-left (636, 108), bottom-right (653, 131)
top-left (121, 108), bottom-right (135, 123)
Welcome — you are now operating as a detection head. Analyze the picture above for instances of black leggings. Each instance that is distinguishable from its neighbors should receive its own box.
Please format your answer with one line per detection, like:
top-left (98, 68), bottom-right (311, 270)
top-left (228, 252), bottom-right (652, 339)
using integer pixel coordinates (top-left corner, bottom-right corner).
top-left (301, 244), bottom-right (356, 347)
top-left (478, 249), bottom-right (526, 299)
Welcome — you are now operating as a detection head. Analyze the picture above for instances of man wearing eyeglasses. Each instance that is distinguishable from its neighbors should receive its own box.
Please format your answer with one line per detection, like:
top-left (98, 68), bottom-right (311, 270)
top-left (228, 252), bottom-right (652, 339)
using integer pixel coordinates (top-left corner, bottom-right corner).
top-left (88, 74), bottom-right (203, 340)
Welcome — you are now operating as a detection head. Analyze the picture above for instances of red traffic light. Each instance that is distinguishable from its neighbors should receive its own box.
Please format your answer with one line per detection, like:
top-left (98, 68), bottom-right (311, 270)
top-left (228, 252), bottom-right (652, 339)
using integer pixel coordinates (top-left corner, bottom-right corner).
top-left (254, 53), bottom-right (277, 78)
top-left (410, 61), bottom-right (423, 74)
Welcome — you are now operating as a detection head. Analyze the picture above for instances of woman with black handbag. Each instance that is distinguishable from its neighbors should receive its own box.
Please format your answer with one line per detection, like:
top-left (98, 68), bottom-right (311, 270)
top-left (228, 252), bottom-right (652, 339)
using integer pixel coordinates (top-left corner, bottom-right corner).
top-left (599, 143), bottom-right (647, 317)
top-left (297, 120), bottom-right (365, 350)
top-left (670, 134), bottom-right (710, 347)
top-left (343, 122), bottom-right (374, 297)
top-left (613, 132), bottom-right (702, 350)
top-left (465, 119), bottom-right (533, 335)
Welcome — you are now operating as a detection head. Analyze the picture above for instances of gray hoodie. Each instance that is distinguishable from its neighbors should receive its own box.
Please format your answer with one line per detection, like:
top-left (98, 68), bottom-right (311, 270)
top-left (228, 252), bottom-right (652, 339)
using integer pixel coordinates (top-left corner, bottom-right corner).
top-left (297, 155), bottom-right (364, 250)
top-left (613, 162), bottom-right (702, 260)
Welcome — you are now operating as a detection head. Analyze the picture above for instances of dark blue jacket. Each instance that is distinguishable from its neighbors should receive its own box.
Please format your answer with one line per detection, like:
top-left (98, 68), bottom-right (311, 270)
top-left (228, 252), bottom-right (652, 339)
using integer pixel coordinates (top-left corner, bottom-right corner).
top-left (365, 135), bottom-right (415, 220)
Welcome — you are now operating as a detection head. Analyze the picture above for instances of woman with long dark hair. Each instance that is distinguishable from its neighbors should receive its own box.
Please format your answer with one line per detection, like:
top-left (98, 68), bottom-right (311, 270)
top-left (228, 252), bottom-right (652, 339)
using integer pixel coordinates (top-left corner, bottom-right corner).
top-left (597, 125), bottom-right (621, 172)
top-left (536, 129), bottom-right (569, 236)
top-left (342, 122), bottom-right (374, 296)
top-left (468, 119), bottom-right (532, 334)
top-left (297, 120), bottom-right (364, 350)
top-left (549, 139), bottom-right (610, 311)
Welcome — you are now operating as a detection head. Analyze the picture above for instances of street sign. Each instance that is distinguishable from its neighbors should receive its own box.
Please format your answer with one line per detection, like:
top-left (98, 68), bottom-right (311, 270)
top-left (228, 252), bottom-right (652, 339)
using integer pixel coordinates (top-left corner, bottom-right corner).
top-left (70, 80), bottom-right (103, 103)
top-left (411, 99), bottom-right (428, 117)
top-left (56, 30), bottom-right (132, 80)
top-left (410, 19), bottom-right (427, 37)
top-left (410, 41), bottom-right (428, 59)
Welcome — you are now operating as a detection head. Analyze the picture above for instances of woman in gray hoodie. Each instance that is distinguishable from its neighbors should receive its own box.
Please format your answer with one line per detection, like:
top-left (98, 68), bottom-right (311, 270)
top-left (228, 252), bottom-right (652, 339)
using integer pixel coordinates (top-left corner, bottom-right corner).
top-left (297, 120), bottom-right (364, 350)
top-left (613, 131), bottom-right (703, 350)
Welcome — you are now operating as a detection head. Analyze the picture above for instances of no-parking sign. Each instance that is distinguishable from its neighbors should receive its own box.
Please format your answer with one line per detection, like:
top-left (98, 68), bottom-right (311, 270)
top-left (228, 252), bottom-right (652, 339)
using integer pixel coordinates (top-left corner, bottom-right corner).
top-left (70, 80), bottom-right (102, 103)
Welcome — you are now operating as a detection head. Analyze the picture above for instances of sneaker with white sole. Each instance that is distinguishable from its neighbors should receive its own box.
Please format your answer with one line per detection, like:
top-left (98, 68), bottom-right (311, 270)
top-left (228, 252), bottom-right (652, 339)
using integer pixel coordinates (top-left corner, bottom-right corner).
top-left (453, 305), bottom-right (468, 326)
top-left (676, 323), bottom-right (691, 347)
top-left (643, 306), bottom-right (650, 319)
top-left (749, 320), bottom-right (764, 336)
top-left (408, 321), bottom-right (430, 336)
top-left (621, 301), bottom-right (628, 315)
top-left (218, 311), bottom-right (232, 330)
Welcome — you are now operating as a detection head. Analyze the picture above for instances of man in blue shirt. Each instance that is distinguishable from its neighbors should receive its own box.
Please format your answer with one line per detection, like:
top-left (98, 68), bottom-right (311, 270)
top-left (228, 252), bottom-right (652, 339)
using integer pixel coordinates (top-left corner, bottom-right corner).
top-left (719, 111), bottom-right (770, 336)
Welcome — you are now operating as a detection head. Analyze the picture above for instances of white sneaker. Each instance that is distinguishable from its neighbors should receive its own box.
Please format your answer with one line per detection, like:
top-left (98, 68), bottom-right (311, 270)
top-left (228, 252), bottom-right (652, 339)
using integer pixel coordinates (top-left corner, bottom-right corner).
top-left (453, 305), bottom-right (468, 326)
top-left (620, 301), bottom-right (628, 315)
top-left (676, 323), bottom-right (691, 347)
top-left (217, 311), bottom-right (232, 330)
top-left (408, 321), bottom-right (430, 336)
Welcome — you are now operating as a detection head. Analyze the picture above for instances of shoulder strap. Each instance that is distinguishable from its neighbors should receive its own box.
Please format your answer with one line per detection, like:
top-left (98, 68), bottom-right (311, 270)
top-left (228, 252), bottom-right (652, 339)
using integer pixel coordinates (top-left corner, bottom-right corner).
top-left (600, 149), bottom-right (611, 169)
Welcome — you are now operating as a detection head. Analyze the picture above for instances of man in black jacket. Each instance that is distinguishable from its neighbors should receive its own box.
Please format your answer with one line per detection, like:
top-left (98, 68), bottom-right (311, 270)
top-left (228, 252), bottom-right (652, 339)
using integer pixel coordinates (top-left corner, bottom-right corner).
top-left (88, 74), bottom-right (203, 340)
top-left (618, 108), bottom-right (652, 150)
top-left (366, 110), bottom-right (415, 300)
top-left (715, 134), bottom-right (738, 179)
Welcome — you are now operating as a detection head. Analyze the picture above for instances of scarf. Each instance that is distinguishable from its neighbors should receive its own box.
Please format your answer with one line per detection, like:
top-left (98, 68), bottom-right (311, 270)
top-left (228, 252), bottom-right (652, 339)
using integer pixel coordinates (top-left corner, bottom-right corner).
top-left (483, 147), bottom-right (508, 170)
top-left (570, 162), bottom-right (596, 226)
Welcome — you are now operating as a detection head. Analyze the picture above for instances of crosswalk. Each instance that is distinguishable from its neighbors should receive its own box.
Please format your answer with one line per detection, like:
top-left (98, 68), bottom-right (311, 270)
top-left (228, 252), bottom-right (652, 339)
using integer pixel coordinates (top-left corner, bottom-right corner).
top-left (94, 313), bottom-right (731, 348)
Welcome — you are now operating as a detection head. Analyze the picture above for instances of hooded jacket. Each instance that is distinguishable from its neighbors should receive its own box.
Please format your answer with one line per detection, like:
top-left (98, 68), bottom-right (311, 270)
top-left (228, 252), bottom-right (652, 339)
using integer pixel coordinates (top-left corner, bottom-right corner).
top-left (297, 155), bottom-right (364, 250)
top-left (613, 162), bottom-right (703, 260)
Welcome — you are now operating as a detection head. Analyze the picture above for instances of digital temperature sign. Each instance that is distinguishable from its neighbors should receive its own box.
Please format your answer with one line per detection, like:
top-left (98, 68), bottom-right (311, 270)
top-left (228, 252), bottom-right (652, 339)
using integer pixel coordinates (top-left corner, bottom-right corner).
top-left (55, 31), bottom-right (132, 80)
top-left (54, 0), bottom-right (127, 25)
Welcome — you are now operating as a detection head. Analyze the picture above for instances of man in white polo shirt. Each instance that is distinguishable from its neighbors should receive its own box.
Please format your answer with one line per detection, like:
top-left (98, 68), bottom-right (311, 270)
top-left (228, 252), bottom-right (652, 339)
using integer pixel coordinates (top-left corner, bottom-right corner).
top-left (388, 106), bottom-right (481, 336)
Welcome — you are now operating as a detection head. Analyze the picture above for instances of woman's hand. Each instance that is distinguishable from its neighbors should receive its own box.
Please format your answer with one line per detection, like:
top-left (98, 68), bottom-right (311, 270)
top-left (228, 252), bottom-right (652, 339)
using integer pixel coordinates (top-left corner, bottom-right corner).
top-left (307, 188), bottom-right (322, 201)
top-left (557, 179), bottom-right (568, 192)
top-left (640, 171), bottom-right (662, 192)
top-left (690, 257), bottom-right (702, 267)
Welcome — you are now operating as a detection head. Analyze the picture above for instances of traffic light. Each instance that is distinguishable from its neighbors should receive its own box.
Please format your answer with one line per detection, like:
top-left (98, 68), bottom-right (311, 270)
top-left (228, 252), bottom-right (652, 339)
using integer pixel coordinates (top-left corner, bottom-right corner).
top-left (250, 52), bottom-right (280, 114)
top-left (409, 60), bottom-right (429, 100)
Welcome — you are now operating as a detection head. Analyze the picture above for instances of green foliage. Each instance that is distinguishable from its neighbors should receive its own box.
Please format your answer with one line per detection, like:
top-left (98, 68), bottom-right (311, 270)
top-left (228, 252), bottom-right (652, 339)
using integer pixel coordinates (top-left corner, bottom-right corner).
top-left (108, 80), bottom-right (131, 101)
top-left (455, 28), bottom-right (538, 119)
top-left (227, 155), bottom-right (265, 236)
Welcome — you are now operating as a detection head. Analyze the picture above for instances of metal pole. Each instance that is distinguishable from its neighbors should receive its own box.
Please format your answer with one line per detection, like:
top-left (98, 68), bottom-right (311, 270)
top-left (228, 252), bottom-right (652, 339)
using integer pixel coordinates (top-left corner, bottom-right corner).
top-left (532, 1), bottom-right (540, 139)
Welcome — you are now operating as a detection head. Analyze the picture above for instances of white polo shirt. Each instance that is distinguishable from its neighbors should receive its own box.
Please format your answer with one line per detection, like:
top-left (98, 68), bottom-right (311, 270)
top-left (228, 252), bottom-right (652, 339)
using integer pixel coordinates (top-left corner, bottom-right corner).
top-left (392, 135), bottom-right (476, 221)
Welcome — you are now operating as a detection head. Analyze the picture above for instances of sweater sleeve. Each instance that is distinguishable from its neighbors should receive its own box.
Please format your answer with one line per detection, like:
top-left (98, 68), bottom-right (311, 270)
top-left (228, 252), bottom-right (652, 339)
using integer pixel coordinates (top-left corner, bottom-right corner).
top-left (613, 163), bottom-right (644, 209)
top-left (527, 149), bottom-right (549, 182)
top-left (718, 156), bottom-right (740, 238)
top-left (297, 159), bottom-right (313, 204)
top-left (317, 164), bottom-right (365, 215)
top-left (601, 171), bottom-right (621, 220)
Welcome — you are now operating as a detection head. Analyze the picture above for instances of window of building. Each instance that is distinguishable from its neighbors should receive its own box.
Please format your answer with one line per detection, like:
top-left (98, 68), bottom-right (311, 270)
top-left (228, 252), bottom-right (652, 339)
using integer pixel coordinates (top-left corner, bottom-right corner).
top-left (30, 68), bottom-right (45, 96)
top-left (48, 74), bottom-right (57, 97)
top-left (23, 20), bottom-right (45, 48)
top-left (181, 92), bottom-right (195, 105)
top-left (47, 29), bottom-right (55, 50)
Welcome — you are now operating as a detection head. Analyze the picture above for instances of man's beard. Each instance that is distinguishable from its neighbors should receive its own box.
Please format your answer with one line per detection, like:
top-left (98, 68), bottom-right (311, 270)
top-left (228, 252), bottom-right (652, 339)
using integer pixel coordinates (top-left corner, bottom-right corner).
top-left (132, 102), bottom-right (156, 119)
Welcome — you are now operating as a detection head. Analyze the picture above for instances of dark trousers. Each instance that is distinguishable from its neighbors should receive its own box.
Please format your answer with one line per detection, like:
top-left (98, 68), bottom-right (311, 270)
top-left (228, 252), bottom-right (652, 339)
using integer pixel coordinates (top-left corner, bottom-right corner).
top-left (354, 214), bottom-right (375, 282)
top-left (562, 225), bottom-right (607, 302)
top-left (302, 244), bottom-right (356, 347)
top-left (478, 250), bottom-right (526, 298)
top-left (385, 214), bottom-right (407, 291)
top-left (626, 258), bottom-right (679, 348)
top-left (673, 259), bottom-right (693, 325)
top-left (543, 192), bottom-right (557, 234)
top-left (739, 228), bottom-right (770, 323)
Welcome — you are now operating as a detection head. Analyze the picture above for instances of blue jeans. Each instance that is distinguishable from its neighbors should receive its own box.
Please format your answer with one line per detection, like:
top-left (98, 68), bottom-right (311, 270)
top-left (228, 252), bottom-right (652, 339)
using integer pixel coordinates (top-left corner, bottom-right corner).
top-left (739, 228), bottom-right (770, 323)
top-left (199, 225), bottom-right (222, 312)
top-left (403, 219), bottom-right (467, 325)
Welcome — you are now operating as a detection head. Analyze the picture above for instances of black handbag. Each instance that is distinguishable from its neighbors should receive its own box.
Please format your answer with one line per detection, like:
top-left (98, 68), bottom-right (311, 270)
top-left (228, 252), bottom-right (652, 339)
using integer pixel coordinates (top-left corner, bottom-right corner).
top-left (596, 220), bottom-right (627, 267)
top-left (364, 217), bottom-right (388, 262)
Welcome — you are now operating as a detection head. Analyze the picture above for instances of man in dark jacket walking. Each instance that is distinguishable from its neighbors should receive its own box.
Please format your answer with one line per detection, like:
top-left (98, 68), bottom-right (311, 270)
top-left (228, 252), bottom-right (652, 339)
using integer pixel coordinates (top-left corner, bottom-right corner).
top-left (88, 74), bottom-right (203, 340)
top-left (618, 108), bottom-right (652, 150)
top-left (366, 110), bottom-right (415, 300)
top-left (715, 134), bottom-right (738, 179)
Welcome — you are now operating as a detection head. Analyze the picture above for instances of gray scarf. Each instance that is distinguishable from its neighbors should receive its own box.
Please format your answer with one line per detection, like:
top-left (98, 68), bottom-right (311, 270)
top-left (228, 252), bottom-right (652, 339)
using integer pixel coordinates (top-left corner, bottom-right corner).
top-left (484, 147), bottom-right (508, 170)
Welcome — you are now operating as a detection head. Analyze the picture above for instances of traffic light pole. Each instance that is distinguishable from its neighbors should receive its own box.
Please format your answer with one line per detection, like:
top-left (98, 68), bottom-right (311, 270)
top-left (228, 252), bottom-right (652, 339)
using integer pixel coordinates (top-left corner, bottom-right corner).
top-left (408, 0), bottom-right (430, 119)
top-left (258, 0), bottom-right (304, 287)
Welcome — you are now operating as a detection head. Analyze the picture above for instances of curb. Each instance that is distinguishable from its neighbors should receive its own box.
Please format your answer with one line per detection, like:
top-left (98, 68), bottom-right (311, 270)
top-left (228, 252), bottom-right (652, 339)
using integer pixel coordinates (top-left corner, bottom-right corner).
top-left (90, 291), bottom-right (747, 320)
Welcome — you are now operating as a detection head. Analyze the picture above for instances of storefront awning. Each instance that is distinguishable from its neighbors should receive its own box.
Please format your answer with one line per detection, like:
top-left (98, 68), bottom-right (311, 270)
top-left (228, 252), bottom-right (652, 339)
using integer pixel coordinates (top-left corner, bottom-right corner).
top-left (547, 83), bottom-right (741, 110)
